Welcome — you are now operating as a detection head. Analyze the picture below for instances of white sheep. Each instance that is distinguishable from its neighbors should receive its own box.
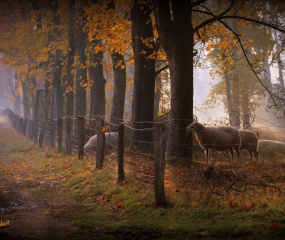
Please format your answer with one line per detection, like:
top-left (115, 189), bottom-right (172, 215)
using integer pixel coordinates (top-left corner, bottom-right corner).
top-left (238, 129), bottom-right (258, 160)
top-left (257, 140), bottom-right (285, 159)
top-left (84, 132), bottom-right (118, 154)
top-left (186, 121), bottom-right (241, 164)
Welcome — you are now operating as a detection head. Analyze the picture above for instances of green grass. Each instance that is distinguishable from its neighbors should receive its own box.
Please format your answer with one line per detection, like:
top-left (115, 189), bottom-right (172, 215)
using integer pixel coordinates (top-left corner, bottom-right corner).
top-left (1, 117), bottom-right (285, 239)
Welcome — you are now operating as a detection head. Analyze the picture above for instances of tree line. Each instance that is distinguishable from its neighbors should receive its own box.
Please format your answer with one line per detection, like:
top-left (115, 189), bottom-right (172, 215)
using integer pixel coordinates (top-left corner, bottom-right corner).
top-left (0, 0), bottom-right (285, 160)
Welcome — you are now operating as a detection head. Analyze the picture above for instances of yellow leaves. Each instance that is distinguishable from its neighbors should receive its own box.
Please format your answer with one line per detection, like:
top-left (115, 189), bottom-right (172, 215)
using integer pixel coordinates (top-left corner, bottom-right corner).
top-left (205, 42), bottom-right (215, 52)
top-left (0, 219), bottom-right (10, 227)
top-left (248, 38), bottom-right (254, 43)
top-left (115, 201), bottom-right (125, 208)
top-left (191, 201), bottom-right (199, 207)
top-left (221, 65), bottom-right (227, 71)
top-left (101, 125), bottom-right (108, 133)
top-left (218, 40), bottom-right (229, 48)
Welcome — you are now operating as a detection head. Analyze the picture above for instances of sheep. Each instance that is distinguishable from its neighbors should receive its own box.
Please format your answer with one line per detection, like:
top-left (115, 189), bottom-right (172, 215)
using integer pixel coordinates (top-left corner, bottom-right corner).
top-left (84, 132), bottom-right (118, 154)
top-left (186, 121), bottom-right (240, 164)
top-left (238, 129), bottom-right (258, 160)
top-left (257, 140), bottom-right (285, 159)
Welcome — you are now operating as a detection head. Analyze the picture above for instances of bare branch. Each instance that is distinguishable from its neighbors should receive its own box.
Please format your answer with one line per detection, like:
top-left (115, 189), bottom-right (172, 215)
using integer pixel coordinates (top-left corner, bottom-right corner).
top-left (217, 19), bottom-right (285, 106)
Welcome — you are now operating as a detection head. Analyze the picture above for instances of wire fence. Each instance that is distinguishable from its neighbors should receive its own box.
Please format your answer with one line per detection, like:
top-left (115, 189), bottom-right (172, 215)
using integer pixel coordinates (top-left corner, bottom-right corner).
top-left (2, 107), bottom-right (285, 207)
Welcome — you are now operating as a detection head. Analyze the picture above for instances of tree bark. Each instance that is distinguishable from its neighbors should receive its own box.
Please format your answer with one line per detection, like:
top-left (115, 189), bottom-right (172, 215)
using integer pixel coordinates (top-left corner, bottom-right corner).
top-left (74, 2), bottom-right (87, 117)
top-left (131, 0), bottom-right (156, 149)
top-left (89, 46), bottom-right (106, 118)
top-left (66, 0), bottom-right (75, 117)
top-left (21, 76), bottom-right (31, 118)
top-left (153, 0), bottom-right (193, 158)
top-left (110, 52), bottom-right (126, 130)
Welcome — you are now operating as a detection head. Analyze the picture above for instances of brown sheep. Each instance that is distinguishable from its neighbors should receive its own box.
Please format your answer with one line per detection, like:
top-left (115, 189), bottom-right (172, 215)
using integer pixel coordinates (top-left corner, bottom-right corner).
top-left (186, 121), bottom-right (241, 164)
top-left (238, 129), bottom-right (258, 160)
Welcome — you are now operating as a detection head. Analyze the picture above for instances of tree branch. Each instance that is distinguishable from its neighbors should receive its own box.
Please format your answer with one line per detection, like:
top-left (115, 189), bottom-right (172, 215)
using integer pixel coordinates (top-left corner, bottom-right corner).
top-left (218, 19), bottom-right (285, 105)
top-left (191, 0), bottom-right (208, 8)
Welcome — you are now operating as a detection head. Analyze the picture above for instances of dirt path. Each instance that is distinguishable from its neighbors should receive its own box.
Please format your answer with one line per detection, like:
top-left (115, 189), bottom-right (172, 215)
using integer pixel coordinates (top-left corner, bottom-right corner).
top-left (0, 170), bottom-right (77, 239)
top-left (0, 118), bottom-right (78, 239)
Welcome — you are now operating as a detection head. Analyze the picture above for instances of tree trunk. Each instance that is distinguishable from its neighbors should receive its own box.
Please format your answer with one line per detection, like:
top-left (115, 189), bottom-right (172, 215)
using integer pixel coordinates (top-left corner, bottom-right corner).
top-left (74, 2), bottom-right (87, 117)
top-left (131, 0), bottom-right (156, 149)
top-left (89, 46), bottom-right (106, 118)
top-left (153, 0), bottom-right (193, 159)
top-left (110, 52), bottom-right (126, 129)
top-left (225, 73), bottom-right (240, 128)
top-left (154, 73), bottom-right (162, 120)
top-left (66, 0), bottom-right (75, 117)
top-left (21, 77), bottom-right (31, 118)
top-left (273, 29), bottom-right (285, 90)
top-left (53, 55), bottom-right (63, 118)
top-left (241, 94), bottom-right (251, 129)
top-left (14, 71), bottom-right (21, 116)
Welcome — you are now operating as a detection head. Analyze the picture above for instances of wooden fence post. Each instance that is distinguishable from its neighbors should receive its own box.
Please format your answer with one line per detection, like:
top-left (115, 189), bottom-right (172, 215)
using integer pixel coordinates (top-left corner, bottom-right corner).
top-left (58, 117), bottom-right (63, 153)
top-left (38, 121), bottom-right (45, 148)
top-left (66, 117), bottom-right (72, 155)
top-left (19, 117), bottom-right (23, 134)
top-left (154, 123), bottom-right (167, 208)
top-left (96, 118), bottom-right (105, 169)
top-left (29, 120), bottom-right (34, 140)
top-left (23, 118), bottom-right (27, 136)
top-left (118, 123), bottom-right (124, 183)
top-left (15, 115), bottom-right (19, 131)
top-left (50, 119), bottom-right (55, 148)
top-left (78, 116), bottom-right (85, 159)
top-left (33, 120), bottom-right (38, 144)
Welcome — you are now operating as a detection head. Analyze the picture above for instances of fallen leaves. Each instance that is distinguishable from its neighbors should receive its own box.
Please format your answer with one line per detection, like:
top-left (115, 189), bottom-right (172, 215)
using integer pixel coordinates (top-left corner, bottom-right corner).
top-left (0, 219), bottom-right (10, 227)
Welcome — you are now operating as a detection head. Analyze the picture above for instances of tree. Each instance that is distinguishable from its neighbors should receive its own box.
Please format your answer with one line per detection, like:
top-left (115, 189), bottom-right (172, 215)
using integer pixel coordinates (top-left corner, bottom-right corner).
top-left (85, 0), bottom-right (129, 126)
top-left (66, 0), bottom-right (76, 117)
top-left (153, 0), bottom-right (194, 158)
top-left (74, 1), bottom-right (88, 117)
top-left (153, 0), bottom-right (285, 159)
top-left (131, 0), bottom-right (156, 149)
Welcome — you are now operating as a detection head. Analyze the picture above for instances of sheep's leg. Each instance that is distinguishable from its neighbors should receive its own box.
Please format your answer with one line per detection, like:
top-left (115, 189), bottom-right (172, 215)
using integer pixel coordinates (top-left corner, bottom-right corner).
top-left (229, 148), bottom-right (234, 161)
top-left (254, 150), bottom-right (258, 161)
top-left (235, 147), bottom-right (240, 163)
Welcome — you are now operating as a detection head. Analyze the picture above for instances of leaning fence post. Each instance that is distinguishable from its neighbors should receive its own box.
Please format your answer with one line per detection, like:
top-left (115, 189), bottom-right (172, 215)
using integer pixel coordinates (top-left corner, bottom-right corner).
top-left (58, 117), bottom-right (63, 153)
top-left (154, 123), bottom-right (167, 208)
top-left (38, 121), bottom-right (45, 148)
top-left (50, 119), bottom-right (55, 148)
top-left (29, 119), bottom-right (34, 140)
top-left (19, 117), bottom-right (23, 134)
top-left (96, 118), bottom-right (105, 169)
top-left (23, 118), bottom-right (27, 136)
top-left (78, 116), bottom-right (85, 159)
top-left (33, 119), bottom-right (39, 144)
top-left (118, 123), bottom-right (124, 183)
top-left (66, 117), bottom-right (72, 155)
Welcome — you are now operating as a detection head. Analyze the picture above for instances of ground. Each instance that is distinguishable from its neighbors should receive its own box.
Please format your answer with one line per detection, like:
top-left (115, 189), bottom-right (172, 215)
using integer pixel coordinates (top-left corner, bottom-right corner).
top-left (1, 115), bottom-right (285, 239)
top-left (0, 117), bottom-right (162, 240)
top-left (0, 176), bottom-right (75, 239)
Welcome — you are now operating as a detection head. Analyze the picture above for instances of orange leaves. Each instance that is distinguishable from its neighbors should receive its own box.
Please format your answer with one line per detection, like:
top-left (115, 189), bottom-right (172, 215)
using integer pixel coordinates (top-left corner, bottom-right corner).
top-left (115, 201), bottom-right (125, 209)
top-left (94, 194), bottom-right (111, 204)
top-left (101, 125), bottom-right (108, 133)
top-left (229, 195), bottom-right (257, 211)
top-left (229, 195), bottom-right (239, 208)
top-left (0, 219), bottom-right (10, 228)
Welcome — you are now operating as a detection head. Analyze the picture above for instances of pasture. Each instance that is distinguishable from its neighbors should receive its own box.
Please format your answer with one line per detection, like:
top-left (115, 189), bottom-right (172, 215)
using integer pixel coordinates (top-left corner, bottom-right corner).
top-left (0, 116), bottom-right (285, 239)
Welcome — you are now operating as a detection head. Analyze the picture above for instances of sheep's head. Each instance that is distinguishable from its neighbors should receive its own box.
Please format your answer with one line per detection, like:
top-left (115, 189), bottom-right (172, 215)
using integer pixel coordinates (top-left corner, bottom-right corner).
top-left (186, 121), bottom-right (204, 132)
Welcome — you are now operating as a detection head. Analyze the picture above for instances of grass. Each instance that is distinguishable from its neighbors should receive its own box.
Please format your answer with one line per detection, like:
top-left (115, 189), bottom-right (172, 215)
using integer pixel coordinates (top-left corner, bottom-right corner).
top-left (0, 116), bottom-right (285, 239)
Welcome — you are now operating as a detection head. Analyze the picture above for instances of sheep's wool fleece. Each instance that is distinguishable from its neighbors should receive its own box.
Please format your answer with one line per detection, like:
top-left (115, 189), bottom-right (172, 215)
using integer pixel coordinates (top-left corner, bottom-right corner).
top-left (257, 140), bottom-right (285, 157)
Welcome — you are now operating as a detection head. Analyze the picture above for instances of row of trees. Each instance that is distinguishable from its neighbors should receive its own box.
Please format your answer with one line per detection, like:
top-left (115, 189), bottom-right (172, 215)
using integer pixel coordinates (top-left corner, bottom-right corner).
top-left (0, 0), bottom-right (285, 159)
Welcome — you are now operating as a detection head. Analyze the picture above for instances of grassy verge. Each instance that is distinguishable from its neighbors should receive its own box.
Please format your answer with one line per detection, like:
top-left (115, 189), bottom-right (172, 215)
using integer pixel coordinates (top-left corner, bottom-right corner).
top-left (0, 117), bottom-right (285, 239)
